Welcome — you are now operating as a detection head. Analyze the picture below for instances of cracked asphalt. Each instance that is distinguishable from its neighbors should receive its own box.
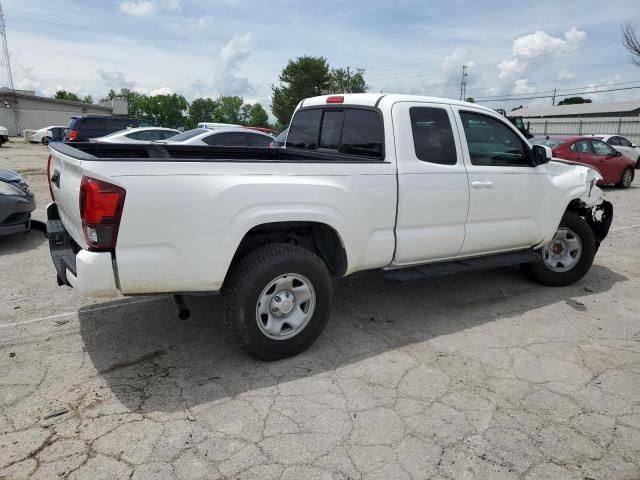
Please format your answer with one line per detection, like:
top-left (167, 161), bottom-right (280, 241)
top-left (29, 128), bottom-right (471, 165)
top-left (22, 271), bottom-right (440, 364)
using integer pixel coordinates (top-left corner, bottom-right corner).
top-left (1, 141), bottom-right (640, 479)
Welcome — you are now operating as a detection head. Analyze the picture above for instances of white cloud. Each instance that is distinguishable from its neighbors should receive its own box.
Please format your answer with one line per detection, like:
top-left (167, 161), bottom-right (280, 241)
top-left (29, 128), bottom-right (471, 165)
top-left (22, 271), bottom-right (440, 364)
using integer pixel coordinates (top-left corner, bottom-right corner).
top-left (149, 87), bottom-right (173, 95)
top-left (97, 69), bottom-right (137, 89)
top-left (195, 14), bottom-right (214, 29)
top-left (119, 0), bottom-right (180, 16)
top-left (214, 33), bottom-right (254, 96)
top-left (512, 79), bottom-right (536, 95)
top-left (564, 26), bottom-right (587, 44)
top-left (158, 0), bottom-right (181, 11)
top-left (498, 27), bottom-right (586, 80)
top-left (119, 1), bottom-right (155, 16)
top-left (558, 69), bottom-right (575, 80)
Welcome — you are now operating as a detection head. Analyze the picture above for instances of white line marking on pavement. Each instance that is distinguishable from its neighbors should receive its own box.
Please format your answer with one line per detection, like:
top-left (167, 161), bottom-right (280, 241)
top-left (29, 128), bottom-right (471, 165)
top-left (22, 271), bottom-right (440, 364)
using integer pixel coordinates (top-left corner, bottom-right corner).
top-left (0, 296), bottom-right (166, 329)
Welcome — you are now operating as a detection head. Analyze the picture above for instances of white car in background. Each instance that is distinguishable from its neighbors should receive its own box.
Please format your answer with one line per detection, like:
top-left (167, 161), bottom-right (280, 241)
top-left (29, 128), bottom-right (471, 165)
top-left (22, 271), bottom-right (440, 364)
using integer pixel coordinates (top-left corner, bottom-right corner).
top-left (0, 125), bottom-right (8, 146)
top-left (592, 134), bottom-right (640, 168)
top-left (94, 127), bottom-right (181, 144)
top-left (29, 126), bottom-right (66, 144)
top-left (165, 127), bottom-right (274, 147)
top-left (197, 122), bottom-right (242, 130)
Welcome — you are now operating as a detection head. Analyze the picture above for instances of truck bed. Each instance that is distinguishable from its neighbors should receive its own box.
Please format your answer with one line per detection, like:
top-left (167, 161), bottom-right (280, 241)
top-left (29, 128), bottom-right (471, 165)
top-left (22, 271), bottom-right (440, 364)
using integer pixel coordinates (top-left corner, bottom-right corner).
top-left (51, 142), bottom-right (384, 163)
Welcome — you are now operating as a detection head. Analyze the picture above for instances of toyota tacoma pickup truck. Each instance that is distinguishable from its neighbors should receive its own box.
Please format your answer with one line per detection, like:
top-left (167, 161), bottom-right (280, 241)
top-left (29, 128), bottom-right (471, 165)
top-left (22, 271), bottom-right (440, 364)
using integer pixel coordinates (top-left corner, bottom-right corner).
top-left (46, 94), bottom-right (612, 360)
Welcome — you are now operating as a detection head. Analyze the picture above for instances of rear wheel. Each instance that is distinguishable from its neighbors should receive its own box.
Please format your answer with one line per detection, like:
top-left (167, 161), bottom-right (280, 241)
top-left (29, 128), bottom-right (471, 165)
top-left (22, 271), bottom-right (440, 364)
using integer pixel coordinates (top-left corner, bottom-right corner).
top-left (223, 243), bottom-right (333, 360)
top-left (527, 211), bottom-right (596, 286)
top-left (616, 167), bottom-right (634, 188)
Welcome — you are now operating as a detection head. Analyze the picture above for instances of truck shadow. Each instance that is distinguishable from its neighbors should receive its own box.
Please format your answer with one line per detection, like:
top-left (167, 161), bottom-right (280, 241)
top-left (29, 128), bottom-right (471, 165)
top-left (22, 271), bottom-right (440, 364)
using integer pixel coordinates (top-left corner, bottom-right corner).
top-left (0, 227), bottom-right (47, 255)
top-left (77, 264), bottom-right (626, 413)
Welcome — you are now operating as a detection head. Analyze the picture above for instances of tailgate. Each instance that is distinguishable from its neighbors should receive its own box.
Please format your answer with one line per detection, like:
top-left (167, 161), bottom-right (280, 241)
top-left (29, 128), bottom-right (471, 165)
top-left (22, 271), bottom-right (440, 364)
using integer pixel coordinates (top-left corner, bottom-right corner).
top-left (48, 144), bottom-right (88, 249)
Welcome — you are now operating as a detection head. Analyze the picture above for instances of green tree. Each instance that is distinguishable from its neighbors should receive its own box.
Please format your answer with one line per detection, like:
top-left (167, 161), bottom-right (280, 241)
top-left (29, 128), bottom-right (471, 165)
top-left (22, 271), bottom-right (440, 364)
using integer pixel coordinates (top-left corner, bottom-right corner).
top-left (328, 67), bottom-right (368, 93)
top-left (216, 95), bottom-right (245, 124)
top-left (239, 103), bottom-right (252, 125)
top-left (100, 88), bottom-right (148, 118)
top-left (82, 94), bottom-right (94, 104)
top-left (557, 96), bottom-right (592, 105)
top-left (144, 94), bottom-right (188, 127)
top-left (54, 90), bottom-right (83, 102)
top-left (187, 97), bottom-right (220, 128)
top-left (271, 56), bottom-right (332, 125)
top-left (247, 103), bottom-right (269, 127)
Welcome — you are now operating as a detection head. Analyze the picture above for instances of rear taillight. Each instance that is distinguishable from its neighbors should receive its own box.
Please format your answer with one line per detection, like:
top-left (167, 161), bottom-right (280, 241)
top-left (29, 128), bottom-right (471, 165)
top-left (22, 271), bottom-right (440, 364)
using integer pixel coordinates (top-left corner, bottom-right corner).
top-left (68, 129), bottom-right (78, 141)
top-left (79, 176), bottom-right (126, 251)
top-left (47, 154), bottom-right (54, 201)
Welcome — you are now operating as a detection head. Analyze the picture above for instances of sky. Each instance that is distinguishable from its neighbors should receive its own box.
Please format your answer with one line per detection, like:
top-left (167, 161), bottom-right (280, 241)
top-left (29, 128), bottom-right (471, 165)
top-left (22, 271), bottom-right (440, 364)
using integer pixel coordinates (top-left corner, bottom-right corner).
top-left (2, 0), bottom-right (640, 115)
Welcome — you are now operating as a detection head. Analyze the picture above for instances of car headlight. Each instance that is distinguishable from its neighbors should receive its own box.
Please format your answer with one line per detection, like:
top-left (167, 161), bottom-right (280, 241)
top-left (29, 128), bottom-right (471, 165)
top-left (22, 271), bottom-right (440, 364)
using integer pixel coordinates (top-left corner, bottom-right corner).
top-left (0, 180), bottom-right (27, 196)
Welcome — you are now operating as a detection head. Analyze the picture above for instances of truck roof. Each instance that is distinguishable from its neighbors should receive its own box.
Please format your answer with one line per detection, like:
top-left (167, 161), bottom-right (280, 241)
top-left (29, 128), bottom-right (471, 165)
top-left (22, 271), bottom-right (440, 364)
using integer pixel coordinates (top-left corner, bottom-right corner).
top-left (299, 93), bottom-right (496, 115)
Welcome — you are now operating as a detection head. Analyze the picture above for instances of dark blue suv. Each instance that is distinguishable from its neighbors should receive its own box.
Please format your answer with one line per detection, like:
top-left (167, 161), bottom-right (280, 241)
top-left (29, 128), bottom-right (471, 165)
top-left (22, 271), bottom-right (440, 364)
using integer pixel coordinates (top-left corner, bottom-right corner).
top-left (63, 115), bottom-right (153, 142)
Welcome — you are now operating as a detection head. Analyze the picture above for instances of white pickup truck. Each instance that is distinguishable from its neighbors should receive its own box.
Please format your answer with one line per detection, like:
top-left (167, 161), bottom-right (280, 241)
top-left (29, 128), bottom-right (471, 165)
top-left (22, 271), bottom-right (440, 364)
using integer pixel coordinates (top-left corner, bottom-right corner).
top-left (46, 94), bottom-right (613, 359)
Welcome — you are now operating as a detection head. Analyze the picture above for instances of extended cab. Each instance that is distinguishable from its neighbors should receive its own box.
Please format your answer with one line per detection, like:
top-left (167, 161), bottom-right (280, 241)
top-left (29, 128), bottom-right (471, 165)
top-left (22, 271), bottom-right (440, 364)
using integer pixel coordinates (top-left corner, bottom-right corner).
top-left (46, 94), bottom-right (612, 359)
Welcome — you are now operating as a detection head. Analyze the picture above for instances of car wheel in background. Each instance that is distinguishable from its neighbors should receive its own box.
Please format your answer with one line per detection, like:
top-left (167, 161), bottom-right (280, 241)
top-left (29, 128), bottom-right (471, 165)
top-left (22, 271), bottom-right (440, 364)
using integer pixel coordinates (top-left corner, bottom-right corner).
top-left (223, 243), bottom-right (333, 360)
top-left (525, 211), bottom-right (596, 287)
top-left (616, 167), bottom-right (634, 189)
top-left (41, 137), bottom-right (49, 145)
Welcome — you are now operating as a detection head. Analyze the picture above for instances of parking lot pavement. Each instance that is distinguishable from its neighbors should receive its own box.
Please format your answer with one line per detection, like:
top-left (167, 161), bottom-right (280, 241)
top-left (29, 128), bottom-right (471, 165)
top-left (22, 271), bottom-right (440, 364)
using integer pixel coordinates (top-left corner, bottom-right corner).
top-left (1, 141), bottom-right (639, 480)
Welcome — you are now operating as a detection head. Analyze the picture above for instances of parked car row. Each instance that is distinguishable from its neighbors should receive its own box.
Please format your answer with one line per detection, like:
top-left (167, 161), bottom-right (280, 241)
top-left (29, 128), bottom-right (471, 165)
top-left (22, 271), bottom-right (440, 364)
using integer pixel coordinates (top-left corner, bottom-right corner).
top-left (531, 135), bottom-right (636, 188)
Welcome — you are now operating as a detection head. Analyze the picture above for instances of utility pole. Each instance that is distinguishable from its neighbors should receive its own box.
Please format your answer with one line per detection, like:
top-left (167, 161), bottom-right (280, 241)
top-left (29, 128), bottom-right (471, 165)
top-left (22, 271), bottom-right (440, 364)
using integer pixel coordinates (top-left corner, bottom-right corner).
top-left (459, 65), bottom-right (468, 101)
top-left (552, 88), bottom-right (557, 106)
top-left (0, 1), bottom-right (18, 135)
top-left (346, 66), bottom-right (351, 93)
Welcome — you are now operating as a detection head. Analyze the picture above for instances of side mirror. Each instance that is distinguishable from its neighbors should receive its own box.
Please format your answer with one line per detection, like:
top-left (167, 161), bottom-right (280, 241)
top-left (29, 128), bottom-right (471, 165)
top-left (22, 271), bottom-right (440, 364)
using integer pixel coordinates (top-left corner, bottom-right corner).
top-left (632, 143), bottom-right (637, 148)
top-left (531, 144), bottom-right (552, 166)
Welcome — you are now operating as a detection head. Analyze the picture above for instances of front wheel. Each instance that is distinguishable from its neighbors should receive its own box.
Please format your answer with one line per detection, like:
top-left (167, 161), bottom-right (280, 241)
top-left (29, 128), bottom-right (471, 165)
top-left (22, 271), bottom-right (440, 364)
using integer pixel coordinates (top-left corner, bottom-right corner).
top-left (526, 211), bottom-right (596, 287)
top-left (616, 167), bottom-right (634, 189)
top-left (223, 243), bottom-right (333, 360)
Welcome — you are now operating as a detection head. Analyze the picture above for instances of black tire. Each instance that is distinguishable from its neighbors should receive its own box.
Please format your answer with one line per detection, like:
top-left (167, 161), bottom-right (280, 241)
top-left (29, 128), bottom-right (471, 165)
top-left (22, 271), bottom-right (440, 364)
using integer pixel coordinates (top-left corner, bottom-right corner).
top-left (616, 167), bottom-right (634, 189)
top-left (223, 243), bottom-right (333, 360)
top-left (41, 137), bottom-right (49, 145)
top-left (526, 211), bottom-right (596, 287)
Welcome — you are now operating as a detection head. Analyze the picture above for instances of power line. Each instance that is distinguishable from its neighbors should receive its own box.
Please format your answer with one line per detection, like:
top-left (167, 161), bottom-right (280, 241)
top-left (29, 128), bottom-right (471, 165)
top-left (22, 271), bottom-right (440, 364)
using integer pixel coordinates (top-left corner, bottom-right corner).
top-left (472, 79), bottom-right (640, 100)
top-left (474, 85), bottom-right (640, 103)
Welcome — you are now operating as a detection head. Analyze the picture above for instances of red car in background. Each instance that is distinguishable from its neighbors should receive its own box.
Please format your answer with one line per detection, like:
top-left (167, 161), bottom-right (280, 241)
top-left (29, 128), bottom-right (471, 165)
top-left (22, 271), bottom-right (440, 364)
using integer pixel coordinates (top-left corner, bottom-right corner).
top-left (531, 135), bottom-right (635, 189)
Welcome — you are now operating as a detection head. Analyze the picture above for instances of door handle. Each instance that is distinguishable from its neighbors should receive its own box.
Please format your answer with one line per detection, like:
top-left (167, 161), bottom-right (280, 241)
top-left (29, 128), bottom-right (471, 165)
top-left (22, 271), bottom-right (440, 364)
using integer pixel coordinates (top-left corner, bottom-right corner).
top-left (471, 181), bottom-right (493, 189)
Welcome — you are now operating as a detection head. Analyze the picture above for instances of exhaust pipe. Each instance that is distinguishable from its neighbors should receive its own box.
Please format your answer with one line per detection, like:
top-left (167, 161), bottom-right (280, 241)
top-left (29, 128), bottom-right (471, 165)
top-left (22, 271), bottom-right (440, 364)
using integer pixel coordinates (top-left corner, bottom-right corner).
top-left (172, 295), bottom-right (191, 320)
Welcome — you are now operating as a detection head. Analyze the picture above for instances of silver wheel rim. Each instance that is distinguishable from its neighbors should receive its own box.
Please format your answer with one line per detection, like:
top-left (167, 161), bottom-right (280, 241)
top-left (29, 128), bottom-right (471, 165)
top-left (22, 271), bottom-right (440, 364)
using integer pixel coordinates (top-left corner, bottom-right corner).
top-left (256, 273), bottom-right (316, 340)
top-left (623, 169), bottom-right (633, 187)
top-left (542, 227), bottom-right (582, 273)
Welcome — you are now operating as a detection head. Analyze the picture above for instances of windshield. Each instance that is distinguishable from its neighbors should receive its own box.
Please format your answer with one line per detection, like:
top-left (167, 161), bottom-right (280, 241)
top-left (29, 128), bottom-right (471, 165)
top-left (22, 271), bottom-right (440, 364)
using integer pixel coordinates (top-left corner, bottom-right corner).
top-left (166, 128), bottom-right (207, 141)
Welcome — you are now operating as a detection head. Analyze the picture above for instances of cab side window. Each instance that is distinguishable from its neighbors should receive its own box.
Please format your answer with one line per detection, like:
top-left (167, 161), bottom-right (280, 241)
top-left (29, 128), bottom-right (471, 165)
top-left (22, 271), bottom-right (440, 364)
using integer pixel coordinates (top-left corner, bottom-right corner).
top-left (617, 136), bottom-right (633, 147)
top-left (409, 107), bottom-right (457, 165)
top-left (591, 140), bottom-right (616, 156)
top-left (570, 140), bottom-right (593, 153)
top-left (459, 112), bottom-right (528, 166)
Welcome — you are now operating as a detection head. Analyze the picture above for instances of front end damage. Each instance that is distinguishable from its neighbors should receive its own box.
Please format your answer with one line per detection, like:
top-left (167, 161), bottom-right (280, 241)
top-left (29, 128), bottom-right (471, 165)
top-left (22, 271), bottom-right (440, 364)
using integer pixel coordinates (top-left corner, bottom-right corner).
top-left (571, 169), bottom-right (613, 249)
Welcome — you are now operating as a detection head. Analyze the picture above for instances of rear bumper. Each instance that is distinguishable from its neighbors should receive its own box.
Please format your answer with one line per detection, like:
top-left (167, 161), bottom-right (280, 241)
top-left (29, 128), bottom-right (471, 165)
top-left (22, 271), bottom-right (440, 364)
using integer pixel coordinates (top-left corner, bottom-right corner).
top-left (46, 203), bottom-right (120, 297)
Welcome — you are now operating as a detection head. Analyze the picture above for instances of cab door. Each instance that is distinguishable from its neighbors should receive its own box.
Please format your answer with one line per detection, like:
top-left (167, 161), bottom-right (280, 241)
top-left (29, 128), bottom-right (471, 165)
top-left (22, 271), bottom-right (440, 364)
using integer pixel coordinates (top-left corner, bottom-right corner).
top-left (391, 102), bottom-right (470, 265)
top-left (452, 107), bottom-right (550, 255)
top-left (590, 139), bottom-right (623, 184)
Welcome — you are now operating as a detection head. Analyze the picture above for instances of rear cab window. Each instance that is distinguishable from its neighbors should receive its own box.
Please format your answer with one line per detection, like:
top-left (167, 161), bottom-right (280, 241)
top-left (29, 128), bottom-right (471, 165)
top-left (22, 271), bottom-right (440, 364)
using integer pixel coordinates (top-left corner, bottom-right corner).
top-left (287, 107), bottom-right (384, 160)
